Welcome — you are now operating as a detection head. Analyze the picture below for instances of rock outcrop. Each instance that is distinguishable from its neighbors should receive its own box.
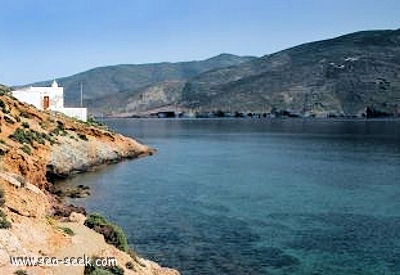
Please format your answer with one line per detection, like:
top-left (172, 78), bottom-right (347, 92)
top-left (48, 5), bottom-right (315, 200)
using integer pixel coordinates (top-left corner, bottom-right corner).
top-left (0, 86), bottom-right (178, 274)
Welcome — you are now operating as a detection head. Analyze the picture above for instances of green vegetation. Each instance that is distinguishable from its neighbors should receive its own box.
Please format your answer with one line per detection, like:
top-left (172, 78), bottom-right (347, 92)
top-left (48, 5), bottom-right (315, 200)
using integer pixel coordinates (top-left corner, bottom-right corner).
top-left (0, 186), bottom-right (12, 230)
top-left (0, 98), bottom-right (11, 114)
top-left (50, 126), bottom-right (67, 136)
top-left (4, 115), bottom-right (15, 124)
top-left (9, 127), bottom-right (53, 146)
top-left (84, 256), bottom-right (125, 275)
top-left (84, 213), bottom-right (128, 252)
top-left (49, 121), bottom-right (68, 136)
top-left (45, 216), bottom-right (57, 227)
top-left (38, 121), bottom-right (46, 129)
top-left (0, 209), bottom-right (11, 229)
top-left (21, 121), bottom-right (29, 128)
top-left (19, 110), bottom-right (31, 118)
top-left (0, 186), bottom-right (5, 206)
top-left (0, 85), bottom-right (11, 96)
top-left (14, 270), bottom-right (28, 275)
top-left (78, 133), bottom-right (88, 141)
top-left (86, 116), bottom-right (106, 128)
top-left (9, 128), bottom-right (34, 144)
top-left (20, 144), bottom-right (31, 155)
top-left (58, 226), bottom-right (75, 236)
top-left (0, 99), bottom-right (6, 114)
top-left (125, 261), bottom-right (134, 270)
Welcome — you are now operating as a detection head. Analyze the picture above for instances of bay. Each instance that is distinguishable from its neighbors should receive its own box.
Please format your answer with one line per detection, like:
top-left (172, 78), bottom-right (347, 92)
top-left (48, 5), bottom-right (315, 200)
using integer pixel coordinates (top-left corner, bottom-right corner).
top-left (64, 118), bottom-right (400, 275)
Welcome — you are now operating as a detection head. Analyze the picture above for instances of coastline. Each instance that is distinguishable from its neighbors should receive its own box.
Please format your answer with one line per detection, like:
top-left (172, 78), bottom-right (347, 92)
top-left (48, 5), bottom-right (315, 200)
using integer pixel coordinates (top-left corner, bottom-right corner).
top-left (0, 89), bottom-right (178, 274)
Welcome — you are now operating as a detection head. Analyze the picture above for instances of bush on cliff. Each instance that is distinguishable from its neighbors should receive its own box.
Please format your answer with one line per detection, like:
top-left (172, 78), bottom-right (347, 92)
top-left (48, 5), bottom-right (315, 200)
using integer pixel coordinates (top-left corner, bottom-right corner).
top-left (78, 133), bottom-right (88, 141)
top-left (0, 186), bottom-right (5, 207)
top-left (9, 127), bottom-right (50, 146)
top-left (0, 187), bottom-right (10, 229)
top-left (84, 256), bottom-right (125, 275)
top-left (20, 144), bottom-right (32, 155)
top-left (84, 213), bottom-right (128, 252)
top-left (0, 209), bottom-right (11, 229)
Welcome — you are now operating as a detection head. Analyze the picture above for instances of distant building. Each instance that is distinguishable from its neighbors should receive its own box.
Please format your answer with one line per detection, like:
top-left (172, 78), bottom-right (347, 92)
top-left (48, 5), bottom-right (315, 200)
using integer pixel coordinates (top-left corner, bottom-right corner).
top-left (12, 80), bottom-right (87, 121)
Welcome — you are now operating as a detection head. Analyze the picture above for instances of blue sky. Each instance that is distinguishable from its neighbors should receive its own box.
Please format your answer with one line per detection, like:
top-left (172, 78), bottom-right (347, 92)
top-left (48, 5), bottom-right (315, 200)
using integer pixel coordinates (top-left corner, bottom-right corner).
top-left (1, 0), bottom-right (399, 85)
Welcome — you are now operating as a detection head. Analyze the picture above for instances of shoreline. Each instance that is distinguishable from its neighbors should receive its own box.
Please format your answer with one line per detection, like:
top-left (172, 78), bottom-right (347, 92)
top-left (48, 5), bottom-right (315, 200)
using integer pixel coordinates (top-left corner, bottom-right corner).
top-left (96, 115), bottom-right (400, 121)
top-left (0, 90), bottom-right (178, 274)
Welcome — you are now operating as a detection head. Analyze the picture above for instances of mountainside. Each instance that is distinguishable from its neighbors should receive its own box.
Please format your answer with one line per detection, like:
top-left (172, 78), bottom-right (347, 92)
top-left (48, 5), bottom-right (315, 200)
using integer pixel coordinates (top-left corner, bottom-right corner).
top-left (182, 29), bottom-right (400, 117)
top-left (22, 30), bottom-right (400, 117)
top-left (24, 54), bottom-right (255, 112)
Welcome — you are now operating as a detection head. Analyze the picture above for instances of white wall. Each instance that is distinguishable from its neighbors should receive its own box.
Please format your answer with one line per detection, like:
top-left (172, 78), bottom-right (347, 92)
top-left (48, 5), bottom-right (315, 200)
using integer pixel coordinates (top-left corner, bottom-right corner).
top-left (57, 108), bottom-right (87, 122)
top-left (12, 85), bottom-right (87, 122)
top-left (12, 89), bottom-right (43, 108)
top-left (12, 86), bottom-right (64, 109)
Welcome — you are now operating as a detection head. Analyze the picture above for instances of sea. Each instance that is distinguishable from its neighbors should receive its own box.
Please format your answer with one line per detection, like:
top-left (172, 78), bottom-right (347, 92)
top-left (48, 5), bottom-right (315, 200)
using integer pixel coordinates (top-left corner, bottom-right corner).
top-left (63, 118), bottom-right (400, 275)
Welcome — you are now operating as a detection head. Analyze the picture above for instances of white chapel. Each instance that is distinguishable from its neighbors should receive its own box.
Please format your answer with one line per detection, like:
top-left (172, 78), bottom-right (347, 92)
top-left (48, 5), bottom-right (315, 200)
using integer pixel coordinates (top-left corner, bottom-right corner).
top-left (12, 80), bottom-right (87, 122)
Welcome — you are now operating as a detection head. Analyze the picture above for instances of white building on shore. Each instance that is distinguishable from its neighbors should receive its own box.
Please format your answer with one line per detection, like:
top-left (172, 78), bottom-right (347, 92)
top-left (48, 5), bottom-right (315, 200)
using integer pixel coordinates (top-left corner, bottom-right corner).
top-left (12, 80), bottom-right (87, 122)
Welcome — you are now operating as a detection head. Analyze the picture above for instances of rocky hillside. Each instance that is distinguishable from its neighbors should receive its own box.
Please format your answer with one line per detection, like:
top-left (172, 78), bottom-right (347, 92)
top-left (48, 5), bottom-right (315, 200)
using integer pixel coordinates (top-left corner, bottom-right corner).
top-left (0, 85), bottom-right (178, 274)
top-left (20, 29), bottom-right (400, 117)
top-left (23, 54), bottom-right (255, 114)
top-left (182, 29), bottom-right (400, 117)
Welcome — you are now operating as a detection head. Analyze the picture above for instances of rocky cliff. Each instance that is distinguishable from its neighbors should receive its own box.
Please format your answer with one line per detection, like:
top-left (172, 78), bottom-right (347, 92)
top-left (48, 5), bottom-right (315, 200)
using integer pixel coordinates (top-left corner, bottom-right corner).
top-left (0, 85), bottom-right (178, 274)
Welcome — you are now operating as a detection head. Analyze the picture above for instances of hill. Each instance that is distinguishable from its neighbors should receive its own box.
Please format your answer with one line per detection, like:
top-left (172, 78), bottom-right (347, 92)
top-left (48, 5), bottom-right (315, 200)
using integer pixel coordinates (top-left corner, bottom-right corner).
top-left (182, 29), bottom-right (400, 117)
top-left (23, 54), bottom-right (255, 114)
top-left (21, 30), bottom-right (400, 117)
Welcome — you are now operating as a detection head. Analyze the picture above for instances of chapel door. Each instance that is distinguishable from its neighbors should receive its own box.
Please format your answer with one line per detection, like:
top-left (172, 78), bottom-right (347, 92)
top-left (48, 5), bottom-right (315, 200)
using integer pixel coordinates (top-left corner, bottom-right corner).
top-left (43, 96), bottom-right (50, 110)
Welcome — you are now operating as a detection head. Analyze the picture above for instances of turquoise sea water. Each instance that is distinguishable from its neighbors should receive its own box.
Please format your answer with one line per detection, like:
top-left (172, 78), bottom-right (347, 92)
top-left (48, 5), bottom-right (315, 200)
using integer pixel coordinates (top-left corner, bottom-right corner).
top-left (64, 119), bottom-right (400, 274)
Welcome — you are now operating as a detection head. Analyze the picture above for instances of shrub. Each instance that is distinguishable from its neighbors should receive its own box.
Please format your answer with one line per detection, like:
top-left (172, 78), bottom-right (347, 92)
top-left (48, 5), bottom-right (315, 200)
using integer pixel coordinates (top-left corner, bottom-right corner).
top-left (0, 100), bottom-right (9, 114)
top-left (46, 216), bottom-right (57, 227)
top-left (9, 128), bottom-right (48, 146)
top-left (14, 270), bottom-right (28, 275)
top-left (86, 117), bottom-right (106, 128)
top-left (21, 121), bottom-right (29, 128)
top-left (0, 99), bottom-right (5, 109)
top-left (20, 145), bottom-right (31, 155)
top-left (125, 261), bottom-right (134, 270)
top-left (20, 111), bottom-right (30, 118)
top-left (84, 256), bottom-right (125, 275)
top-left (0, 85), bottom-right (11, 96)
top-left (0, 186), bottom-right (5, 206)
top-left (78, 133), bottom-right (88, 141)
top-left (9, 128), bottom-right (31, 144)
top-left (50, 124), bottom-right (67, 137)
top-left (4, 115), bottom-right (14, 124)
top-left (84, 214), bottom-right (128, 252)
top-left (0, 209), bottom-right (11, 229)
top-left (58, 226), bottom-right (75, 236)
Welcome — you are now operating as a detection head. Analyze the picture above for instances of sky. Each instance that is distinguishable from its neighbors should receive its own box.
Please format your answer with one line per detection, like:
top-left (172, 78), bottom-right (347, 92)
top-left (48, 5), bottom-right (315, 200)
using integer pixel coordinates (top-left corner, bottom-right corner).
top-left (0, 0), bottom-right (399, 85)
